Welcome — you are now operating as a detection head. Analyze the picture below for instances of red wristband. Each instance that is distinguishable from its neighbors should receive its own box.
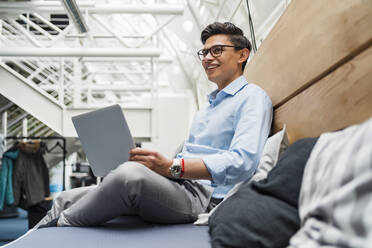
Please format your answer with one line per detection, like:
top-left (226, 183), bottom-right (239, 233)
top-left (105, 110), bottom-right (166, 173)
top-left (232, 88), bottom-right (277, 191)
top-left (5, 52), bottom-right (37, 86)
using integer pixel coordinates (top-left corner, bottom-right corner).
top-left (180, 158), bottom-right (185, 178)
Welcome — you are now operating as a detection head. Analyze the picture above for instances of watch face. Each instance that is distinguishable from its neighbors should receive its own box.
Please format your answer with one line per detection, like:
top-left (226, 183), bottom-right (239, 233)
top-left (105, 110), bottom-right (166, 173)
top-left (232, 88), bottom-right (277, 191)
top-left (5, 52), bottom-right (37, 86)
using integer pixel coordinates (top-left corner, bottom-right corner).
top-left (171, 164), bottom-right (182, 178)
top-left (173, 166), bottom-right (181, 173)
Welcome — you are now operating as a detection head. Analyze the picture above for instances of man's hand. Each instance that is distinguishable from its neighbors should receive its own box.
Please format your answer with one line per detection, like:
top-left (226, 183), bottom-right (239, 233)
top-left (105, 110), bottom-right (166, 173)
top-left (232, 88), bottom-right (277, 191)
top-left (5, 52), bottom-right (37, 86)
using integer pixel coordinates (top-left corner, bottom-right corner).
top-left (129, 148), bottom-right (173, 177)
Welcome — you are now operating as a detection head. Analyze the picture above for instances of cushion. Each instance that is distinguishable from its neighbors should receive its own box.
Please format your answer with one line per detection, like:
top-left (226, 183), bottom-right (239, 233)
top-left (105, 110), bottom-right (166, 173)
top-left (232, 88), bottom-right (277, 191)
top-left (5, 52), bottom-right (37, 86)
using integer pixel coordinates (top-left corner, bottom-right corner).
top-left (194, 126), bottom-right (289, 225)
top-left (251, 137), bottom-right (318, 207)
top-left (209, 137), bottom-right (318, 248)
top-left (5, 216), bottom-right (211, 248)
top-left (288, 118), bottom-right (372, 248)
top-left (250, 124), bottom-right (289, 182)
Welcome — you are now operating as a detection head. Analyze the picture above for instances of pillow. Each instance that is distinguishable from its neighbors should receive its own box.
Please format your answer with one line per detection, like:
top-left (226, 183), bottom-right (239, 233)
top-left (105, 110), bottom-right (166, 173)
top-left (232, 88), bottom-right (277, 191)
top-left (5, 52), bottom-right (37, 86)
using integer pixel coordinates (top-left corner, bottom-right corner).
top-left (288, 117), bottom-right (372, 247)
top-left (209, 137), bottom-right (318, 248)
top-left (250, 124), bottom-right (289, 182)
top-left (251, 137), bottom-right (319, 207)
top-left (194, 125), bottom-right (289, 225)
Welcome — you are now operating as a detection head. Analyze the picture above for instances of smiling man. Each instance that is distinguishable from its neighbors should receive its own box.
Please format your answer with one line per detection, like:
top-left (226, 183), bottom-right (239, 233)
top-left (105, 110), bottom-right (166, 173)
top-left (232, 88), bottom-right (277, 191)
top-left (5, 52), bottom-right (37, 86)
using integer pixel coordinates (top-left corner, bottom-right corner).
top-left (37, 22), bottom-right (272, 228)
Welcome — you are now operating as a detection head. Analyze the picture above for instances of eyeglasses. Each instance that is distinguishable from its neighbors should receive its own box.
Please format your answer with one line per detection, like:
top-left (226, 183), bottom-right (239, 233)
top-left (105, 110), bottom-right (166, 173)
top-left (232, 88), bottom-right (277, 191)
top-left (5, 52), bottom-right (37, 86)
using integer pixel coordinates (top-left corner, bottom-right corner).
top-left (197, 45), bottom-right (243, 60)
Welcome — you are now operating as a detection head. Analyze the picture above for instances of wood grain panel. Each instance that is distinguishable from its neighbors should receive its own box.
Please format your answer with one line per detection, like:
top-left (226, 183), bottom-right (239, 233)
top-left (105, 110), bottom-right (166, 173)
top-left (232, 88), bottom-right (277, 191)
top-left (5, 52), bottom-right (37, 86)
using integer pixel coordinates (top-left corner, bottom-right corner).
top-left (244, 0), bottom-right (372, 107)
top-left (273, 46), bottom-right (372, 143)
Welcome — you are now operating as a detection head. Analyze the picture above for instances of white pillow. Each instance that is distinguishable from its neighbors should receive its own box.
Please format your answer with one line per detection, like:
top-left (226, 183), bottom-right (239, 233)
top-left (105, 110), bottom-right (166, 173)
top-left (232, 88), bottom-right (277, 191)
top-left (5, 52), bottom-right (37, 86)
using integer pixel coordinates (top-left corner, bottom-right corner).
top-left (194, 125), bottom-right (289, 225)
top-left (250, 124), bottom-right (289, 182)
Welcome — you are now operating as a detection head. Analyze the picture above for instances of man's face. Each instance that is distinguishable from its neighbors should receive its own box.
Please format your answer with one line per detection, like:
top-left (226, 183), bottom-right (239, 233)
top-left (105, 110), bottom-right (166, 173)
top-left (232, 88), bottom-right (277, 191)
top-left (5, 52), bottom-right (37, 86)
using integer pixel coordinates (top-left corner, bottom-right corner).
top-left (201, 34), bottom-right (245, 89)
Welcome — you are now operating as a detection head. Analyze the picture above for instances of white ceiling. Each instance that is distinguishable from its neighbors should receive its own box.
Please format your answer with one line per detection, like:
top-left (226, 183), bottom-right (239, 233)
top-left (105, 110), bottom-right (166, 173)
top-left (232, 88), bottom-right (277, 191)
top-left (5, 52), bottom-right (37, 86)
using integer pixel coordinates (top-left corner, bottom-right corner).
top-left (0, 0), bottom-right (291, 109)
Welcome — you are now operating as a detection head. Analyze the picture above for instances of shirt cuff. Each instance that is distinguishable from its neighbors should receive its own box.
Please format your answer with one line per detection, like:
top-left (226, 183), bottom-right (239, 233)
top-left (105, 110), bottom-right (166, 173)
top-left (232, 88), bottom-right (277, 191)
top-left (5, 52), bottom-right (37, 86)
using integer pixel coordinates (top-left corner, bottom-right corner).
top-left (202, 153), bottom-right (228, 185)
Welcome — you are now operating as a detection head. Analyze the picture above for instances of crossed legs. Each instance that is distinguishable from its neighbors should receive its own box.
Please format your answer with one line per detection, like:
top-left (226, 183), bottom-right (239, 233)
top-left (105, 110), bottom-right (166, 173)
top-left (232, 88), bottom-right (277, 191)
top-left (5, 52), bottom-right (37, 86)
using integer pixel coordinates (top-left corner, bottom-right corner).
top-left (36, 161), bottom-right (209, 228)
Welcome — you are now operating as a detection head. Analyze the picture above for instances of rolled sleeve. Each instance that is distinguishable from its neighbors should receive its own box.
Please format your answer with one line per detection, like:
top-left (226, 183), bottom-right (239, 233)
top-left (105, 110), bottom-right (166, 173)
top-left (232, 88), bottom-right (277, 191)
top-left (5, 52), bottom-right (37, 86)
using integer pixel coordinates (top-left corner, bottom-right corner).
top-left (203, 90), bottom-right (272, 185)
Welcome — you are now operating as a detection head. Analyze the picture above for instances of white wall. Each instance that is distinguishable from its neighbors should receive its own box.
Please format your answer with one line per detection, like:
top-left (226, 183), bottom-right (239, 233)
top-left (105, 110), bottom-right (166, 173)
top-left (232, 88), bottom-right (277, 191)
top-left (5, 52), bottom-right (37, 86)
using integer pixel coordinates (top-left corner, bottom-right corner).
top-left (142, 90), bottom-right (196, 158)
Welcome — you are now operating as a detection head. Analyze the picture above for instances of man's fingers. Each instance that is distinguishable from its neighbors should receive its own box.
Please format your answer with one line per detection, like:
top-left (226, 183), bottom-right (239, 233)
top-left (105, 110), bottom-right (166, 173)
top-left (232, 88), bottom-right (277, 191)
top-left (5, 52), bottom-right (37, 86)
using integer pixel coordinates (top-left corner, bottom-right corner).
top-left (130, 154), bottom-right (157, 166)
top-left (129, 148), bottom-right (156, 156)
top-left (129, 155), bottom-right (149, 165)
top-left (130, 154), bottom-right (147, 161)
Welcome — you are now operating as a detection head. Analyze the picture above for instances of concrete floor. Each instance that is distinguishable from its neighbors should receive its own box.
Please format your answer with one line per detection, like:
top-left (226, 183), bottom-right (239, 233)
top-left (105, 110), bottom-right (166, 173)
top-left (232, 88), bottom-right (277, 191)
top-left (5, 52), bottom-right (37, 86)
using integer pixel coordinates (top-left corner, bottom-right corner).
top-left (0, 209), bottom-right (28, 246)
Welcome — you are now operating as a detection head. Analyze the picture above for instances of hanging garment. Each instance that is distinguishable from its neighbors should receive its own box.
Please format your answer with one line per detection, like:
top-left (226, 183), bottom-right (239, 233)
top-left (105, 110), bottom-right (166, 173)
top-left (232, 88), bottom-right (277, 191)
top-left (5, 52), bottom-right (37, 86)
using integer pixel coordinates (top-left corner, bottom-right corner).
top-left (12, 141), bottom-right (50, 209)
top-left (0, 148), bottom-right (19, 210)
top-left (0, 133), bottom-right (5, 159)
top-left (0, 133), bottom-right (5, 172)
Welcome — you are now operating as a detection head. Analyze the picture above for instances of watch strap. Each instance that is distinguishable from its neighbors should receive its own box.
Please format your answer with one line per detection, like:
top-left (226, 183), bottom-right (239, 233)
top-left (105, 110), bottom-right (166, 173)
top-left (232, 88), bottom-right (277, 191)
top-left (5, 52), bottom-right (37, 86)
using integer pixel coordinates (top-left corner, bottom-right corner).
top-left (180, 158), bottom-right (185, 178)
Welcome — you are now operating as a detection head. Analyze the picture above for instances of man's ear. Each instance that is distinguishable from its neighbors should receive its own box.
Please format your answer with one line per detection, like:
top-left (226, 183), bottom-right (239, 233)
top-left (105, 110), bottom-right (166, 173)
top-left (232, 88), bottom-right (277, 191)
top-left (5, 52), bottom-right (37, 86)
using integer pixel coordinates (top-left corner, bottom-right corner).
top-left (238, 48), bottom-right (250, 63)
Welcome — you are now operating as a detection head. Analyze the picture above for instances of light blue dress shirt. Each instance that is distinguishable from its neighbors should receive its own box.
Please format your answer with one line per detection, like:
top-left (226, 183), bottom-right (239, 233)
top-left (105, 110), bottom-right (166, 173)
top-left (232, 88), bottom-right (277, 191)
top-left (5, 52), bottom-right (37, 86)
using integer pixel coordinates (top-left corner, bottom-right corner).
top-left (178, 75), bottom-right (273, 199)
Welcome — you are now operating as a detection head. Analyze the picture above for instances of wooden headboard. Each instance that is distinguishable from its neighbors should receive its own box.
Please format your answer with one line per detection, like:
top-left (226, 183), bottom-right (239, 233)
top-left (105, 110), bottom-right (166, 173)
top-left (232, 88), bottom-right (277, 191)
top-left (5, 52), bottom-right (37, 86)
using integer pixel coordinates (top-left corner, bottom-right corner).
top-left (244, 0), bottom-right (372, 143)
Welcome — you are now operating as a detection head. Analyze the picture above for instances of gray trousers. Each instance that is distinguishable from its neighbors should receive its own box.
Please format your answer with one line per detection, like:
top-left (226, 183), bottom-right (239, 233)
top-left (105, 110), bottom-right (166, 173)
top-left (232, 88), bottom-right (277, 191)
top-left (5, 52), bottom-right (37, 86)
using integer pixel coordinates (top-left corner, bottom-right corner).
top-left (36, 162), bottom-right (213, 227)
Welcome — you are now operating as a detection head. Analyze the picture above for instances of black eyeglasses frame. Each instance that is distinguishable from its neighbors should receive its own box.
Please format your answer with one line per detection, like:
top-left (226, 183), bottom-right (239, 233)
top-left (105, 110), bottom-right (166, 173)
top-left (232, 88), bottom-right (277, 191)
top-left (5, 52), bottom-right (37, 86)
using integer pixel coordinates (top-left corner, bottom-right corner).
top-left (197, 45), bottom-right (243, 60)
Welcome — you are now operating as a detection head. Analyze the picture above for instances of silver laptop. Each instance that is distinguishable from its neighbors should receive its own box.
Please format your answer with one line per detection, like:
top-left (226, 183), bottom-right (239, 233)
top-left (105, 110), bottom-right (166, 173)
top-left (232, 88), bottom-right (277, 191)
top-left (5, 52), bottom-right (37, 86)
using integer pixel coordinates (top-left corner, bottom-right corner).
top-left (72, 104), bottom-right (135, 177)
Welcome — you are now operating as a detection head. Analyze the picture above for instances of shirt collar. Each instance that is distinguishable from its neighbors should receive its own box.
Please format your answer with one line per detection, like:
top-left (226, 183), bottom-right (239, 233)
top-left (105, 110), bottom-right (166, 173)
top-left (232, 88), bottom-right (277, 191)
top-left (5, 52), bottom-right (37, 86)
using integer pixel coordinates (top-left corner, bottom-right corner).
top-left (208, 76), bottom-right (248, 103)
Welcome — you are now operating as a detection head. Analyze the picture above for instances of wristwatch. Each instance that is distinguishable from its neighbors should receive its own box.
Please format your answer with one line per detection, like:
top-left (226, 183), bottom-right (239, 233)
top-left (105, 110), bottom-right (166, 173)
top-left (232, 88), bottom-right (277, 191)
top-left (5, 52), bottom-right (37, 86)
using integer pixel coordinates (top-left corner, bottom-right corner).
top-left (170, 158), bottom-right (185, 178)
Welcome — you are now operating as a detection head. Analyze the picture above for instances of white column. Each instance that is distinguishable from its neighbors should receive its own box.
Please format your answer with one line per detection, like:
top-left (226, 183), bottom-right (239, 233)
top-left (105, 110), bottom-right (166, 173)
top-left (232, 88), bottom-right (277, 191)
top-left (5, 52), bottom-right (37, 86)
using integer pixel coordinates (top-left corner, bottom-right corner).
top-left (2, 111), bottom-right (7, 148)
top-left (73, 58), bottom-right (82, 107)
top-left (59, 58), bottom-right (65, 105)
top-left (22, 117), bottom-right (28, 138)
top-left (150, 57), bottom-right (159, 143)
top-left (87, 75), bottom-right (93, 106)
top-left (0, 20), bottom-right (2, 63)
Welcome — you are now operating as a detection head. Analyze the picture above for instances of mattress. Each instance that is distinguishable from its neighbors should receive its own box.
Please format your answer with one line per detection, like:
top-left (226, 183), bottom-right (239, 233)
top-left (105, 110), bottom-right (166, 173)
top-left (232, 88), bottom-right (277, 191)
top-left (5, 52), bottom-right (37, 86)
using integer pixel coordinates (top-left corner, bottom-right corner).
top-left (4, 216), bottom-right (211, 248)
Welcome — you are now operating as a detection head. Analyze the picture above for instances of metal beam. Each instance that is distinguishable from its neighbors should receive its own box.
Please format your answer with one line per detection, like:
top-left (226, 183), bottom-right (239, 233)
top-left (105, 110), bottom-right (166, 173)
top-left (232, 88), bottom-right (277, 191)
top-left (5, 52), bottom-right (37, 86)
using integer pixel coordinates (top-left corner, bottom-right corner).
top-left (49, 24), bottom-right (73, 47)
top-left (32, 13), bottom-right (63, 33)
top-left (90, 14), bottom-right (130, 47)
top-left (40, 85), bottom-right (152, 91)
top-left (161, 28), bottom-right (200, 109)
top-left (59, 58), bottom-right (64, 105)
top-left (85, 70), bottom-right (152, 75)
top-left (186, 0), bottom-right (204, 30)
top-left (0, 102), bottom-right (14, 114)
top-left (0, 48), bottom-right (161, 57)
top-left (9, 19), bottom-right (43, 47)
top-left (229, 0), bottom-right (244, 21)
top-left (215, 0), bottom-right (228, 21)
top-left (18, 14), bottom-right (53, 39)
top-left (82, 57), bottom-right (173, 63)
top-left (66, 34), bottom-right (145, 38)
top-left (255, 0), bottom-right (286, 41)
top-left (137, 15), bottom-right (177, 47)
top-left (61, 0), bottom-right (89, 33)
top-left (2, 4), bottom-right (185, 15)
top-left (7, 113), bottom-right (29, 129)
top-left (0, 1), bottom-right (95, 8)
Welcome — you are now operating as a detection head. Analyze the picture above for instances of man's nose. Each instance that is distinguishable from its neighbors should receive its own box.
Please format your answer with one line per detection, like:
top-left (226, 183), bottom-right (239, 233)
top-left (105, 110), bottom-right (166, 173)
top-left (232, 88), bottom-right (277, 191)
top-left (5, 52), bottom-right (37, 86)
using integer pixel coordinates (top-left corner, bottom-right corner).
top-left (203, 51), bottom-right (214, 61)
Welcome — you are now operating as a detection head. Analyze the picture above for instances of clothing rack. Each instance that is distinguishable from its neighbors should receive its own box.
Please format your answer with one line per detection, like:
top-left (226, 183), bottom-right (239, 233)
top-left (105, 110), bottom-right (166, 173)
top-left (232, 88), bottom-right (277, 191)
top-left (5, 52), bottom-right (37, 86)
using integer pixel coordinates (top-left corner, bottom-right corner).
top-left (5, 136), bottom-right (67, 190)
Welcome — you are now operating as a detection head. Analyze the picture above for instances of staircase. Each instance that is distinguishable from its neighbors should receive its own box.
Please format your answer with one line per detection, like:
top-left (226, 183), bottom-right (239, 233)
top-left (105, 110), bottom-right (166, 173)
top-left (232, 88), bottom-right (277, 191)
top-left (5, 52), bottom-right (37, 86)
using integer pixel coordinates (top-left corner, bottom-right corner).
top-left (0, 62), bottom-right (66, 135)
top-left (0, 63), bottom-right (152, 138)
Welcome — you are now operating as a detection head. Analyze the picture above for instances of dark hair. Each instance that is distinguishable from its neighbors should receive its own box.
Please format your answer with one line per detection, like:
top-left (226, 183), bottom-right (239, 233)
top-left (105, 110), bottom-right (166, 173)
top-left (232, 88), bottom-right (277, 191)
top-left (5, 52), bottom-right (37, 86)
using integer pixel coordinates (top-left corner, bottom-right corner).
top-left (201, 22), bottom-right (251, 70)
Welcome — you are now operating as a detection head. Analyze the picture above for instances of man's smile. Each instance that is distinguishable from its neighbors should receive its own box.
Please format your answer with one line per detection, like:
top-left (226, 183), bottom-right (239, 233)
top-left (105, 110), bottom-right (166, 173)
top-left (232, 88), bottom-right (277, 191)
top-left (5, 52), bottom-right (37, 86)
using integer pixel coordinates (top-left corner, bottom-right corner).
top-left (205, 64), bottom-right (220, 73)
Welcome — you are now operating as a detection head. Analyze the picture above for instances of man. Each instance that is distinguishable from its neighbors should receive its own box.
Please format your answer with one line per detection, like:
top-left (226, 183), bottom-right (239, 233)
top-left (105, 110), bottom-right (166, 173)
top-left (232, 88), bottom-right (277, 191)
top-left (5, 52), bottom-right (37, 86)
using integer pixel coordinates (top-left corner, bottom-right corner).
top-left (37, 22), bottom-right (272, 228)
